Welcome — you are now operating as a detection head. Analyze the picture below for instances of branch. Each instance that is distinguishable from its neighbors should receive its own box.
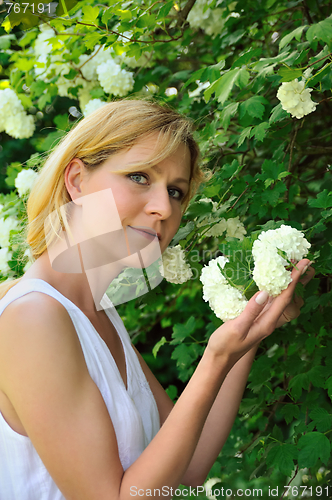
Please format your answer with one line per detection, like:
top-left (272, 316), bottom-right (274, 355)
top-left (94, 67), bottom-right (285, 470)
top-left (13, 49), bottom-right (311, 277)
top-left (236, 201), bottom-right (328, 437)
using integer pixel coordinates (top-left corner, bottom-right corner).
top-left (176, 0), bottom-right (196, 28)
top-left (302, 0), bottom-right (314, 24)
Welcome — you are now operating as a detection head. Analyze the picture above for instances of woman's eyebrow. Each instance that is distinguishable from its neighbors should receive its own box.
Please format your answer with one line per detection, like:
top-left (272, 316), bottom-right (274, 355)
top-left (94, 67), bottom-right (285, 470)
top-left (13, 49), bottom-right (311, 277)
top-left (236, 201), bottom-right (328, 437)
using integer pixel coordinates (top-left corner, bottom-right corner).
top-left (150, 165), bottom-right (190, 185)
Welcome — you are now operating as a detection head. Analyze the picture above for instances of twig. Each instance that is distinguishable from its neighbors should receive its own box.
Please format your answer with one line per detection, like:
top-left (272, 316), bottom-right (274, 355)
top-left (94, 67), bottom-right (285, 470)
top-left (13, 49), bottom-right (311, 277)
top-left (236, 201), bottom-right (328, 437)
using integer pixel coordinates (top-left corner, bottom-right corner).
top-left (302, 0), bottom-right (314, 24)
top-left (176, 0), bottom-right (197, 28)
top-left (228, 184), bottom-right (250, 211)
top-left (279, 466), bottom-right (299, 500)
top-left (305, 51), bottom-right (332, 69)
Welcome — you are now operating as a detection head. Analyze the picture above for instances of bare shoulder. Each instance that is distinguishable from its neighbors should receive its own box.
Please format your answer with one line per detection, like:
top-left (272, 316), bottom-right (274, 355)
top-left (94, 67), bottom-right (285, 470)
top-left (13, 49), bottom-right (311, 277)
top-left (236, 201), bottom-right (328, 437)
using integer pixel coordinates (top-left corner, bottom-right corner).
top-left (0, 290), bottom-right (124, 499)
top-left (0, 291), bottom-right (86, 394)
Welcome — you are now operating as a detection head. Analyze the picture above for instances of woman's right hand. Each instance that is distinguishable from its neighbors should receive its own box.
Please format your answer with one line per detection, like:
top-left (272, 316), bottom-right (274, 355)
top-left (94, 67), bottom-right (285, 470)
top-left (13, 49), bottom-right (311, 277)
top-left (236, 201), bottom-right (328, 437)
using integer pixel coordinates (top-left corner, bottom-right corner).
top-left (207, 258), bottom-right (312, 369)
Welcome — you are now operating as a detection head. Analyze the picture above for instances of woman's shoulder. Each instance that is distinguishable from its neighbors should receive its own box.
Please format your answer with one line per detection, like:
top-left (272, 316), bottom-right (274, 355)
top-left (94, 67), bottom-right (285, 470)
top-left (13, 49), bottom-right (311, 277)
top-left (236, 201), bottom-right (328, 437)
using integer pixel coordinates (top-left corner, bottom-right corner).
top-left (0, 290), bottom-right (84, 387)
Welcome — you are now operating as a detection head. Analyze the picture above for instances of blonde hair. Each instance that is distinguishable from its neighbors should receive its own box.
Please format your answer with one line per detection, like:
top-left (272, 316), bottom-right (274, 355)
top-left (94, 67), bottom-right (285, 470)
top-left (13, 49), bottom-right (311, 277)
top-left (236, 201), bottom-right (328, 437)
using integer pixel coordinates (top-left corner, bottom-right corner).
top-left (0, 99), bottom-right (210, 298)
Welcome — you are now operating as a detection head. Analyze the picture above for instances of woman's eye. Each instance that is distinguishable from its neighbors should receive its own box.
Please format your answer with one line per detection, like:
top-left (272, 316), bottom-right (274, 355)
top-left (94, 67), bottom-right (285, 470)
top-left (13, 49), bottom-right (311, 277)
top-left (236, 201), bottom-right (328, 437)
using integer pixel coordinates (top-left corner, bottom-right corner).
top-left (168, 188), bottom-right (184, 201)
top-left (129, 173), bottom-right (148, 184)
top-left (128, 173), bottom-right (184, 201)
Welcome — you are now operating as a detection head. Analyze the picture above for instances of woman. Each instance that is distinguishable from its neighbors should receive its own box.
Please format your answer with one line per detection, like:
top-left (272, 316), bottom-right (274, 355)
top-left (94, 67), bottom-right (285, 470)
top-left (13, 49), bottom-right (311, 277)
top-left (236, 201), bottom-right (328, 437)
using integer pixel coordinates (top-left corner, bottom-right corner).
top-left (0, 99), bottom-right (313, 500)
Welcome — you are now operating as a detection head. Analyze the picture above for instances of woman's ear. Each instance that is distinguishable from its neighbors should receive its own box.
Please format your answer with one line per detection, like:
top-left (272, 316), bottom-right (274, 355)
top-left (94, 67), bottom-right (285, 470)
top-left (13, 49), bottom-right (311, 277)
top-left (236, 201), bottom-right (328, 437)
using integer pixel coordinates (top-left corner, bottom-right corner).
top-left (64, 158), bottom-right (86, 206)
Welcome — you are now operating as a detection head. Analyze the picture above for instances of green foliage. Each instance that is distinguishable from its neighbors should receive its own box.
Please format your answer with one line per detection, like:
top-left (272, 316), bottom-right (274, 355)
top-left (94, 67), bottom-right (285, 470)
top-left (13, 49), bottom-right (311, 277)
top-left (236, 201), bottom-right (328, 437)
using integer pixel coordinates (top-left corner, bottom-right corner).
top-left (1, 0), bottom-right (332, 493)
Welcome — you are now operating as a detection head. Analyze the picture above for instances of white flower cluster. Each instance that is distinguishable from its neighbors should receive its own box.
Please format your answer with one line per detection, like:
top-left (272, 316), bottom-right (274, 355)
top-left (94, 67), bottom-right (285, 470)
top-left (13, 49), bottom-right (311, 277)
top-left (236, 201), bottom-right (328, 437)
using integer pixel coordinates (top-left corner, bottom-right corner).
top-left (0, 89), bottom-right (35, 139)
top-left (0, 215), bottom-right (18, 248)
top-left (197, 198), bottom-right (247, 240)
top-left (15, 168), bottom-right (39, 197)
top-left (0, 247), bottom-right (12, 275)
top-left (159, 245), bottom-right (193, 284)
top-left (96, 58), bottom-right (134, 96)
top-left (200, 256), bottom-right (248, 321)
top-left (83, 98), bottom-right (107, 117)
top-left (34, 28), bottom-right (135, 111)
top-left (252, 225), bottom-right (311, 296)
top-left (277, 79), bottom-right (317, 119)
top-left (187, 0), bottom-right (239, 37)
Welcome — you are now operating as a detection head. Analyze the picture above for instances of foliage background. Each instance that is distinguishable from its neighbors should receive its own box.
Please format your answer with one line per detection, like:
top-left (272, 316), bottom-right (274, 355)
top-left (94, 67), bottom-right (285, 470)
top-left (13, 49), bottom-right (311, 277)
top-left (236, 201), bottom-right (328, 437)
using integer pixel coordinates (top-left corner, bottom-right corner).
top-left (0, 0), bottom-right (332, 498)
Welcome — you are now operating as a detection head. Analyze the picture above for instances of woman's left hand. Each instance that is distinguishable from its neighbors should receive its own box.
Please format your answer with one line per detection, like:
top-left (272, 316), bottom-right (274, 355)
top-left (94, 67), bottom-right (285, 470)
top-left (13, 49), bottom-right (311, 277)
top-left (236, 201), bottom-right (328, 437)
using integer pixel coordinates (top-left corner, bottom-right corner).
top-left (259, 262), bottom-right (315, 328)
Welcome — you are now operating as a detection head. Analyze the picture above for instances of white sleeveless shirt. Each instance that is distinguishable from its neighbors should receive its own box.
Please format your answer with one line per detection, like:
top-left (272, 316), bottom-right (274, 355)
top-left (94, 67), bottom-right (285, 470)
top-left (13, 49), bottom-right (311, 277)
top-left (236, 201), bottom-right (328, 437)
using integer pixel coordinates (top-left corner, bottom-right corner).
top-left (0, 278), bottom-right (160, 500)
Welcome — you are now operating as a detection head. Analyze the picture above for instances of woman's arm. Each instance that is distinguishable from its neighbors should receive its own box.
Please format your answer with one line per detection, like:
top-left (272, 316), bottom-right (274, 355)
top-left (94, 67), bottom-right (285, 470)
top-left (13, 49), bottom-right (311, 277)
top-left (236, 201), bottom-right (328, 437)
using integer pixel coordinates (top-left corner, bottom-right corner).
top-left (134, 265), bottom-right (315, 487)
top-left (0, 260), bottom-right (311, 500)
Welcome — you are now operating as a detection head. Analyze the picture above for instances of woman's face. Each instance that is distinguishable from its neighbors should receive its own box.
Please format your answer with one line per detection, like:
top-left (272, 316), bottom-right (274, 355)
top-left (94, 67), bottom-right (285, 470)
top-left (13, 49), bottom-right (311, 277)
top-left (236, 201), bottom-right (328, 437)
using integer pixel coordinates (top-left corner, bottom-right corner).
top-left (68, 132), bottom-right (191, 259)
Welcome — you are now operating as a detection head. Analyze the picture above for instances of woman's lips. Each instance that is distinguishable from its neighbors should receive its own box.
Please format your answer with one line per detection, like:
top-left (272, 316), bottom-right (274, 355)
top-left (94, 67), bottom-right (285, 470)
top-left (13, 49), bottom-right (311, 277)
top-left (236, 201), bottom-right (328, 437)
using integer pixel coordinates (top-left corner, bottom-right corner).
top-left (128, 226), bottom-right (160, 241)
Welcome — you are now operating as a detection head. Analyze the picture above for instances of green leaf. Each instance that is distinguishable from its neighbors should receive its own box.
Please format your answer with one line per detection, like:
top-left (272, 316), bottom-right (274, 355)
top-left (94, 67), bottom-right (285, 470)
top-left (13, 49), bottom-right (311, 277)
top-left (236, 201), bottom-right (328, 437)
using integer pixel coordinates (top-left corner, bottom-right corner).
top-left (269, 103), bottom-right (289, 123)
top-left (220, 102), bottom-right (239, 131)
top-left (298, 432), bottom-right (331, 468)
top-left (170, 316), bottom-right (196, 345)
top-left (309, 408), bottom-right (332, 432)
top-left (308, 190), bottom-right (332, 209)
top-left (306, 16), bottom-right (332, 46)
top-left (84, 33), bottom-right (103, 51)
top-left (82, 5), bottom-right (100, 23)
top-left (152, 336), bottom-right (167, 358)
top-left (204, 68), bottom-right (241, 104)
top-left (0, 34), bottom-right (16, 49)
top-left (278, 67), bottom-right (303, 82)
top-left (239, 96), bottom-right (267, 120)
top-left (235, 68), bottom-right (250, 89)
top-left (156, 1), bottom-right (174, 20)
top-left (288, 372), bottom-right (310, 399)
top-left (231, 48), bottom-right (262, 68)
top-left (280, 404), bottom-right (300, 424)
top-left (102, 7), bottom-right (113, 26)
top-left (53, 114), bottom-right (69, 131)
top-left (266, 444), bottom-right (297, 476)
top-left (238, 127), bottom-right (253, 147)
top-left (279, 26), bottom-right (307, 49)
top-left (250, 122), bottom-right (269, 142)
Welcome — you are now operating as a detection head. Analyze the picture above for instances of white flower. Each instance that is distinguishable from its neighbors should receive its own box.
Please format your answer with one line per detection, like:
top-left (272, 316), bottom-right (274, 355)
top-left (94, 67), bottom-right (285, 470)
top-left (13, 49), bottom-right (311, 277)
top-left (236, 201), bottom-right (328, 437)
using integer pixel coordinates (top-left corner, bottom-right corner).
top-left (79, 45), bottom-right (113, 81)
top-left (196, 199), bottom-right (246, 240)
top-left (277, 79), bottom-right (317, 119)
top-left (204, 478), bottom-right (221, 500)
top-left (78, 80), bottom-right (99, 111)
top-left (226, 217), bottom-right (247, 240)
top-left (96, 59), bottom-right (134, 96)
top-left (83, 98), bottom-right (107, 117)
top-left (5, 113), bottom-right (35, 139)
top-left (0, 247), bottom-right (12, 275)
top-left (187, 0), bottom-right (226, 37)
top-left (0, 216), bottom-right (18, 247)
top-left (0, 89), bottom-right (35, 139)
top-left (252, 225), bottom-right (311, 296)
top-left (159, 245), bottom-right (193, 284)
top-left (200, 256), bottom-right (248, 321)
top-left (15, 168), bottom-right (38, 197)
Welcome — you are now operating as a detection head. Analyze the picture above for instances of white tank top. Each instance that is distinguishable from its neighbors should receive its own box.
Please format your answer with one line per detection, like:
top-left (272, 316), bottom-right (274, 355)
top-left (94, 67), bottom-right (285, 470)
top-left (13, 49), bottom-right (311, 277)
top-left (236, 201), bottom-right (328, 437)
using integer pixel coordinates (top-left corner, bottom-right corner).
top-left (0, 278), bottom-right (160, 500)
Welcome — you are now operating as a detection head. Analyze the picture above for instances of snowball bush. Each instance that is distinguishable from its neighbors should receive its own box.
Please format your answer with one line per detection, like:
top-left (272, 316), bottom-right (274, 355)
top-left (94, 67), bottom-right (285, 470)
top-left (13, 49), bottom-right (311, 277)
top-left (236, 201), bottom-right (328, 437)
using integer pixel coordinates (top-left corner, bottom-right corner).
top-left (277, 79), bottom-right (317, 119)
top-left (252, 225), bottom-right (311, 296)
top-left (200, 256), bottom-right (248, 321)
top-left (15, 169), bottom-right (39, 197)
top-left (0, 89), bottom-right (35, 139)
top-left (159, 245), bottom-right (193, 284)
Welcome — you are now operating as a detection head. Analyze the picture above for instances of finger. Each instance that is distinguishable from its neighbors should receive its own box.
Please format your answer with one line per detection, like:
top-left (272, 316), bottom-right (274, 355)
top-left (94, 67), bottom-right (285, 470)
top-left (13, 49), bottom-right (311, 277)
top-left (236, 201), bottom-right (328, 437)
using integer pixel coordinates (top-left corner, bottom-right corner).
top-left (253, 259), bottom-right (311, 331)
top-left (232, 289), bottom-right (270, 335)
top-left (299, 264), bottom-right (315, 286)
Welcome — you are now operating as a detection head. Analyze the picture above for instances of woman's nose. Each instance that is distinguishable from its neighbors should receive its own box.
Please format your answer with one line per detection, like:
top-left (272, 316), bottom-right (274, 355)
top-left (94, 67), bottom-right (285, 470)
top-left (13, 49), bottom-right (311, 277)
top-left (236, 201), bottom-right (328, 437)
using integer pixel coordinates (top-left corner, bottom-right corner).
top-left (144, 185), bottom-right (172, 219)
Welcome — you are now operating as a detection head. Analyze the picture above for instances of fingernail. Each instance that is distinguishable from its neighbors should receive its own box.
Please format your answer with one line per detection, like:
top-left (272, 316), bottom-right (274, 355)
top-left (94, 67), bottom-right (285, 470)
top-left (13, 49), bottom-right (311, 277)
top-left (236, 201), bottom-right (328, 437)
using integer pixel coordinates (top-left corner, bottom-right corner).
top-left (301, 264), bottom-right (309, 276)
top-left (256, 290), bottom-right (269, 305)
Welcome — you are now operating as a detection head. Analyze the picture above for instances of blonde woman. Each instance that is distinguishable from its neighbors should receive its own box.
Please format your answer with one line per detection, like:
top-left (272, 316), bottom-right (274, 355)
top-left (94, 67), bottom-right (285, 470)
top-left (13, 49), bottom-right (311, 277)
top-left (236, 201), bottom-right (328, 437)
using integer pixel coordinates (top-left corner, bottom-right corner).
top-left (0, 100), bottom-right (313, 500)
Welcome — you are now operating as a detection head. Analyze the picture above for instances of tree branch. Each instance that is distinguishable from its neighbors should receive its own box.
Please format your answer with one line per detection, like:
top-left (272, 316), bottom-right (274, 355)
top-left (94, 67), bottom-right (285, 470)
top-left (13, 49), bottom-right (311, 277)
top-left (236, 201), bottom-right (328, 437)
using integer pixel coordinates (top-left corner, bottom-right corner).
top-left (176, 0), bottom-right (197, 28)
